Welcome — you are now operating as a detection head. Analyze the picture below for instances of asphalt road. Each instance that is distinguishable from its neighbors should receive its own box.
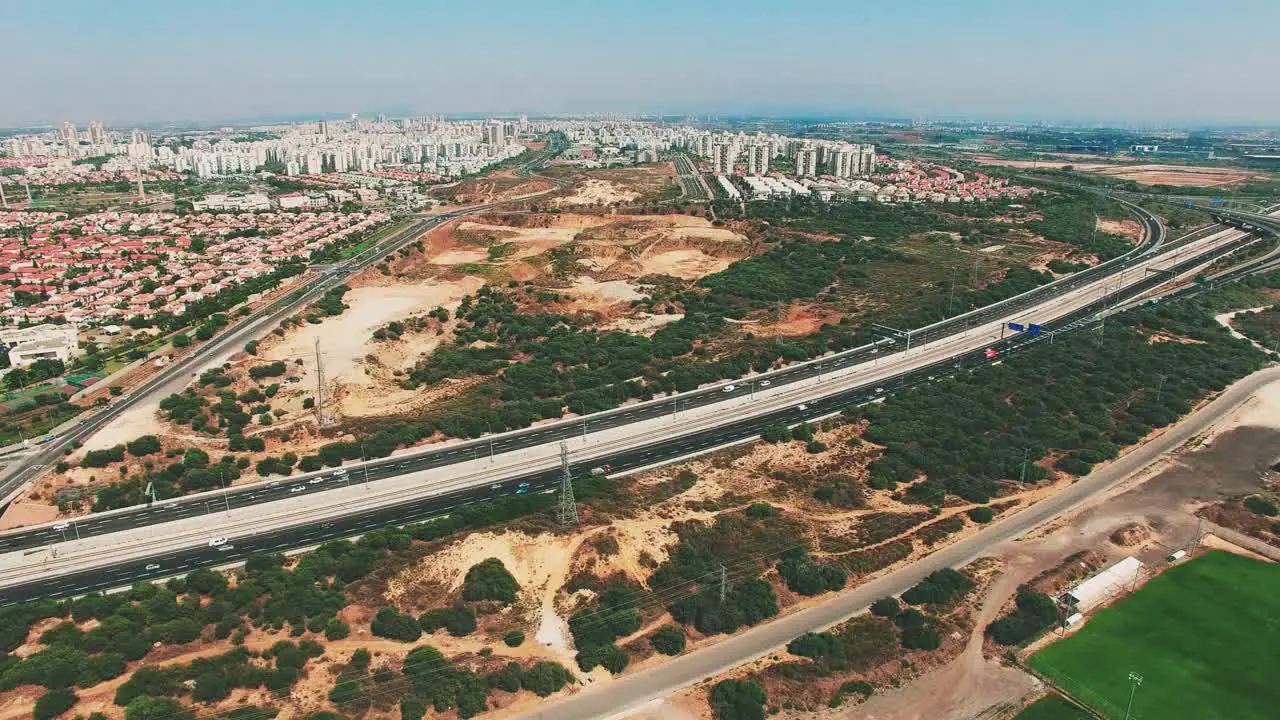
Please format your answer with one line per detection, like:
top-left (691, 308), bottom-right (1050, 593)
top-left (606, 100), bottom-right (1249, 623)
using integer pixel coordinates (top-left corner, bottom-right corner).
top-left (0, 141), bottom-right (575, 506)
top-left (516, 367), bottom-right (1280, 720)
top-left (0, 202), bottom-right (1186, 555)
top-left (2, 230), bottom-right (1256, 604)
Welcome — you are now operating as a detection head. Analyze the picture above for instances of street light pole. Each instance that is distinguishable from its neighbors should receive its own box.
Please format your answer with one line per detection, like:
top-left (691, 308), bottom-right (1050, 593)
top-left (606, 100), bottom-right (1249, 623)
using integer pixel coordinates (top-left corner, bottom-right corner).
top-left (219, 469), bottom-right (230, 516)
top-left (1123, 672), bottom-right (1143, 720)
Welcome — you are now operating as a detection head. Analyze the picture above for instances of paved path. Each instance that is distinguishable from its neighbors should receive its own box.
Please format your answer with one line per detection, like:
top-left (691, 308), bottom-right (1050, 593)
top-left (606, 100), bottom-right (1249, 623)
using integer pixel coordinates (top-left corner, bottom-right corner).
top-left (515, 366), bottom-right (1280, 720)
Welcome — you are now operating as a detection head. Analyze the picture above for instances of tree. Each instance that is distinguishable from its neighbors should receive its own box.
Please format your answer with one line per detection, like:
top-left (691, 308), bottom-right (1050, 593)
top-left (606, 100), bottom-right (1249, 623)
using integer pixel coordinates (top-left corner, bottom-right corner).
top-left (870, 597), bottom-right (901, 618)
top-left (171, 333), bottom-right (191, 348)
top-left (34, 687), bottom-right (78, 720)
top-left (901, 569), bottom-right (971, 606)
top-left (503, 630), bottom-right (525, 647)
top-left (126, 435), bottom-right (161, 457)
top-left (125, 697), bottom-right (195, 720)
top-left (1244, 495), bottom-right (1278, 517)
top-left (709, 679), bottom-right (767, 720)
top-left (967, 506), bottom-right (994, 524)
top-left (462, 558), bottom-right (520, 605)
top-left (371, 607), bottom-right (421, 642)
top-left (649, 624), bottom-right (686, 655)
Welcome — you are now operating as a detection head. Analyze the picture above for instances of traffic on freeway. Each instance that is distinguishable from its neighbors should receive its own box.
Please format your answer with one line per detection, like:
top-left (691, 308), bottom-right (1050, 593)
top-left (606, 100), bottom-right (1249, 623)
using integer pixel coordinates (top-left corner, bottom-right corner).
top-left (2, 206), bottom-right (1262, 604)
top-left (0, 199), bottom-right (1175, 555)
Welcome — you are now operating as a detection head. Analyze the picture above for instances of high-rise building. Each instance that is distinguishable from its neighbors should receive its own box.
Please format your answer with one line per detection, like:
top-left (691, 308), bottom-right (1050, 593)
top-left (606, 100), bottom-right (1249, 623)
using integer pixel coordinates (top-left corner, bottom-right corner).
top-left (61, 121), bottom-right (78, 147)
top-left (88, 121), bottom-right (105, 145)
top-left (795, 145), bottom-right (819, 177)
top-left (711, 142), bottom-right (737, 175)
top-left (747, 143), bottom-right (769, 176)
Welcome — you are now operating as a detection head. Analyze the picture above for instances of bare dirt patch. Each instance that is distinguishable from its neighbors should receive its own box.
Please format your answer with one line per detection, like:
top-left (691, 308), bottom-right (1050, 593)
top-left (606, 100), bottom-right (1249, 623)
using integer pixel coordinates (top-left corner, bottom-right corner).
top-left (554, 179), bottom-right (640, 207)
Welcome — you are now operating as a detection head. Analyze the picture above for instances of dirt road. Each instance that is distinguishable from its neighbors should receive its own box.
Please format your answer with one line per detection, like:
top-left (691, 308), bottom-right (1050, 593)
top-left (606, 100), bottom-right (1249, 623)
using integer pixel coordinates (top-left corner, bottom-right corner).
top-left (510, 366), bottom-right (1280, 720)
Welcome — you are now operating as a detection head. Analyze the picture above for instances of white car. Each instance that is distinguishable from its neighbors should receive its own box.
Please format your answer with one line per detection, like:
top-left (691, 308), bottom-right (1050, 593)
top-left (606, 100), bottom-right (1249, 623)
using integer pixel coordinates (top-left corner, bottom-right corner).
top-left (797, 404), bottom-right (808, 411)
top-left (217, 544), bottom-right (235, 552)
top-left (52, 522), bottom-right (70, 531)
top-left (290, 486), bottom-right (305, 494)
top-left (759, 380), bottom-right (771, 387)
top-left (265, 480), bottom-right (279, 488)
top-left (333, 469), bottom-right (348, 477)
top-left (208, 537), bottom-right (227, 547)
top-left (722, 384), bottom-right (736, 393)
top-left (145, 563), bottom-right (161, 571)
top-left (875, 387), bottom-right (885, 393)
top-left (309, 477), bottom-right (324, 485)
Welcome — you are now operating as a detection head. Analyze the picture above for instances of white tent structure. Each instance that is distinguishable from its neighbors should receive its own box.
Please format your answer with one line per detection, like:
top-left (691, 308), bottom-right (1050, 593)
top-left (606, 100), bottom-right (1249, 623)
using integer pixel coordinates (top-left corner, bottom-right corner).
top-left (1062, 556), bottom-right (1145, 612)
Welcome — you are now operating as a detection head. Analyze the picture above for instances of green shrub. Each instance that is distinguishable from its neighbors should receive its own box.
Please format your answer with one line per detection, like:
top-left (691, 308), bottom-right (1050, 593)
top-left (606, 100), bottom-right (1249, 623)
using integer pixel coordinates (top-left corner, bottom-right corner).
top-left (502, 630), bottom-right (525, 647)
top-left (649, 624), bottom-right (686, 655)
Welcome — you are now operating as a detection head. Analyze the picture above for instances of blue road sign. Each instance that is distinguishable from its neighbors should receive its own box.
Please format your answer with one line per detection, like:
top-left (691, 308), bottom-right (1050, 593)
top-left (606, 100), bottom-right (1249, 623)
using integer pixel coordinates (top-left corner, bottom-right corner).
top-left (1186, 200), bottom-right (1195, 207)
top-left (1007, 323), bottom-right (1025, 332)
top-left (1027, 324), bottom-right (1042, 337)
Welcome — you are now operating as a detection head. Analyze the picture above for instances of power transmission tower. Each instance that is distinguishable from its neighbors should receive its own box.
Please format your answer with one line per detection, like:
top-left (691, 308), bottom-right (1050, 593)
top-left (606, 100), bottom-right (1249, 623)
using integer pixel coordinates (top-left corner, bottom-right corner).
top-left (558, 441), bottom-right (577, 526)
top-left (314, 338), bottom-right (326, 425)
top-left (719, 564), bottom-right (728, 603)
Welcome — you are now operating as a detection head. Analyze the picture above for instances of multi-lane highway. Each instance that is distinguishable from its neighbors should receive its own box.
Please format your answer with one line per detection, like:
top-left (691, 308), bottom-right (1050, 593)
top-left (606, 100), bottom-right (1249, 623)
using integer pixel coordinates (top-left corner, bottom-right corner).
top-left (0, 199), bottom-right (1179, 555)
top-left (0, 222), bottom-right (1255, 604)
top-left (3, 201), bottom-right (1267, 602)
top-left (0, 141), bottom-right (574, 506)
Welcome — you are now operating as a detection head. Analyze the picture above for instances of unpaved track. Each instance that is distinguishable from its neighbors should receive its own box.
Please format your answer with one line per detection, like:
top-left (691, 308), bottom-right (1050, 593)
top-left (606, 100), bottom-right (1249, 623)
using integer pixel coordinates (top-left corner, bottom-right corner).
top-left (516, 366), bottom-right (1280, 720)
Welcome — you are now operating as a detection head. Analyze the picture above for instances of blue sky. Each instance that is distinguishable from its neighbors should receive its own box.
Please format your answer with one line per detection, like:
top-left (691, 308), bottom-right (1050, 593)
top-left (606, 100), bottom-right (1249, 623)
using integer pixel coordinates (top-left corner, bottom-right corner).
top-left (4, 0), bottom-right (1278, 127)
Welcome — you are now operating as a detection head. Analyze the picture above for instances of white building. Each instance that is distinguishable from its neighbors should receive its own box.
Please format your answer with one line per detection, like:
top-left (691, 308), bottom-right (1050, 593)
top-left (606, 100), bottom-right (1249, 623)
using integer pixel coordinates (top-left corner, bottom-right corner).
top-left (747, 143), bottom-right (769, 176)
top-left (0, 323), bottom-right (79, 367)
top-left (795, 146), bottom-right (819, 177)
top-left (192, 193), bottom-right (271, 212)
top-left (1062, 556), bottom-right (1145, 612)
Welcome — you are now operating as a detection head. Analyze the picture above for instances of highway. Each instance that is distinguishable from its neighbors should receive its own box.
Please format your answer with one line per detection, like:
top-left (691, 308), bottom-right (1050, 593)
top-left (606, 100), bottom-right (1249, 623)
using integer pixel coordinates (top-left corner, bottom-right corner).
top-left (0, 207), bottom-right (1260, 604)
top-left (514, 365), bottom-right (1280, 720)
top-left (0, 141), bottom-right (572, 506)
top-left (0, 199), bottom-right (1184, 554)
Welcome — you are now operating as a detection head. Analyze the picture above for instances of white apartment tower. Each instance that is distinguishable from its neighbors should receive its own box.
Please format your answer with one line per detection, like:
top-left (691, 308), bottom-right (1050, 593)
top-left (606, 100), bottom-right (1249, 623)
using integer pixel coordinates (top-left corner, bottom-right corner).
top-left (747, 143), bottom-right (769, 176)
top-left (61, 121), bottom-right (78, 147)
top-left (795, 145), bottom-right (819, 177)
top-left (711, 142), bottom-right (737, 175)
top-left (88, 121), bottom-right (105, 145)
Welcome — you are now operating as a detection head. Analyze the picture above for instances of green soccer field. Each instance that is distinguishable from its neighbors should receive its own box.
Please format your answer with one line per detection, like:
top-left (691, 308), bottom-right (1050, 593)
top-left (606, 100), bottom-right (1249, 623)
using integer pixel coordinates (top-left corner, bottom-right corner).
top-left (1031, 551), bottom-right (1280, 720)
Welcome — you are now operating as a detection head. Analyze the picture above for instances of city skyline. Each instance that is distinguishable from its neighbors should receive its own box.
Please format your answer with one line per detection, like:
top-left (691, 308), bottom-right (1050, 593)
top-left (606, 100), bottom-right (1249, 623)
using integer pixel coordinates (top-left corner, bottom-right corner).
top-left (6, 0), bottom-right (1280, 128)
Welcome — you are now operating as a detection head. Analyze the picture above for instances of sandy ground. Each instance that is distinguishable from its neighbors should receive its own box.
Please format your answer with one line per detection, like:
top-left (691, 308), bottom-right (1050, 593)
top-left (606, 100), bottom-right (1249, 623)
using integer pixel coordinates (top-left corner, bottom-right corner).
top-left (260, 276), bottom-right (484, 419)
top-left (385, 529), bottom-right (593, 666)
top-left (555, 179), bottom-right (641, 207)
top-left (80, 396), bottom-right (165, 451)
top-left (826, 377), bottom-right (1280, 720)
top-left (966, 156), bottom-right (1260, 187)
top-left (0, 502), bottom-right (57, 530)
top-left (1096, 217), bottom-right (1143, 242)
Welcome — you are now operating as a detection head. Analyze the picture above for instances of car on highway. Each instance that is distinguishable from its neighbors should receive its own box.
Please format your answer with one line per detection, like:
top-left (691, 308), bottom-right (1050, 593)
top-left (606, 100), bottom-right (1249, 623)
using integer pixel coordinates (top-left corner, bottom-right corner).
top-left (208, 537), bottom-right (227, 547)
top-left (290, 486), bottom-right (305, 493)
top-left (217, 544), bottom-right (235, 552)
top-left (333, 469), bottom-right (348, 477)
top-left (518, 482), bottom-right (531, 488)
top-left (52, 522), bottom-right (69, 531)
top-left (759, 379), bottom-right (771, 387)
top-left (722, 384), bottom-right (736, 393)
top-left (797, 404), bottom-right (807, 411)
top-left (590, 465), bottom-right (612, 476)
top-left (145, 563), bottom-right (161, 571)
top-left (309, 477), bottom-right (324, 485)
top-left (875, 387), bottom-right (885, 393)
top-left (490, 483), bottom-right (503, 489)
top-left (516, 488), bottom-right (529, 495)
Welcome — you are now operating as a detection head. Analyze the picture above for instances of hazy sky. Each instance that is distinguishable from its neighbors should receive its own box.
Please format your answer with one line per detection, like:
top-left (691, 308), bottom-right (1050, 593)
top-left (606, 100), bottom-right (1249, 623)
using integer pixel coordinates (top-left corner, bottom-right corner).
top-left (5, 0), bottom-right (1279, 127)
